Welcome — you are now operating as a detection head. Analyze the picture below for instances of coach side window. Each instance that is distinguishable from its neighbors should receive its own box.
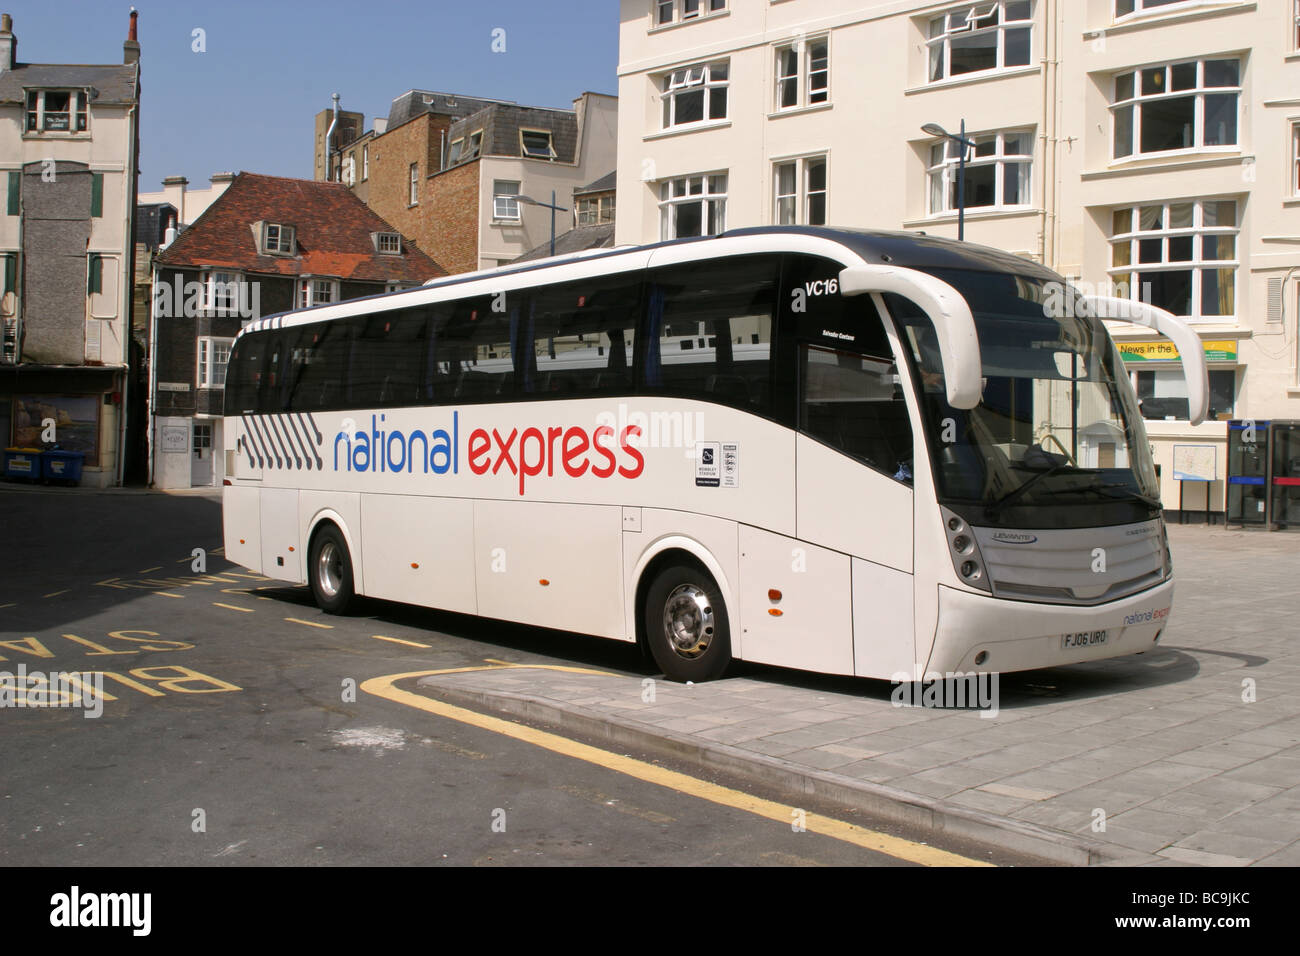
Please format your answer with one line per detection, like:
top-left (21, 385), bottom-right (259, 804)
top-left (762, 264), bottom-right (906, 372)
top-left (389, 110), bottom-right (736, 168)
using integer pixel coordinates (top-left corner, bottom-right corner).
top-left (527, 275), bottom-right (641, 398)
top-left (224, 336), bottom-right (265, 416)
top-left (349, 307), bottom-right (430, 408)
top-left (784, 255), bottom-right (914, 483)
top-left (286, 321), bottom-right (352, 412)
top-left (430, 295), bottom-right (515, 403)
top-left (641, 255), bottom-right (779, 417)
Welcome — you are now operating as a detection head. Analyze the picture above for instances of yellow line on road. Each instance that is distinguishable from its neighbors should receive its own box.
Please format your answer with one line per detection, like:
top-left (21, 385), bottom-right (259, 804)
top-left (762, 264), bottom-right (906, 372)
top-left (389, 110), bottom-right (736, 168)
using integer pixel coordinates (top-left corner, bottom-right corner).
top-left (362, 666), bottom-right (989, 868)
top-left (213, 602), bottom-right (254, 613)
top-left (371, 634), bottom-right (433, 649)
top-left (285, 617), bottom-right (332, 629)
top-left (43, 590), bottom-right (69, 599)
top-left (0, 602), bottom-right (14, 609)
top-left (152, 591), bottom-right (184, 599)
top-left (139, 566), bottom-right (161, 574)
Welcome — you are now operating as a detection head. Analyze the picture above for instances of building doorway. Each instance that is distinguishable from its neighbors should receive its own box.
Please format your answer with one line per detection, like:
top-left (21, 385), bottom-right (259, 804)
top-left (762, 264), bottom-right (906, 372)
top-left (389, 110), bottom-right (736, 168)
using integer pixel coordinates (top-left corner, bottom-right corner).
top-left (192, 421), bottom-right (212, 486)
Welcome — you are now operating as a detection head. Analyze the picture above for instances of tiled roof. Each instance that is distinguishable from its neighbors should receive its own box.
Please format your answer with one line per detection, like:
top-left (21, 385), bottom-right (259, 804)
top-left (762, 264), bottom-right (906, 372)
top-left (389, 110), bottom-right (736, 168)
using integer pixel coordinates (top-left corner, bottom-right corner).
top-left (512, 223), bottom-right (615, 264)
top-left (574, 171), bottom-right (616, 195)
top-left (156, 172), bottom-right (444, 281)
top-left (446, 104), bottom-right (579, 164)
top-left (0, 62), bottom-right (139, 104)
top-left (386, 90), bottom-right (515, 130)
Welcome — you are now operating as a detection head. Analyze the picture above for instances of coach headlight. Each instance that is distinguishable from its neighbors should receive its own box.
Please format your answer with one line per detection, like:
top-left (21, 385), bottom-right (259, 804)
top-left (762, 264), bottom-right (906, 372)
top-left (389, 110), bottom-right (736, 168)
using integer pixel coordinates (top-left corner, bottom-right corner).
top-left (940, 506), bottom-right (991, 593)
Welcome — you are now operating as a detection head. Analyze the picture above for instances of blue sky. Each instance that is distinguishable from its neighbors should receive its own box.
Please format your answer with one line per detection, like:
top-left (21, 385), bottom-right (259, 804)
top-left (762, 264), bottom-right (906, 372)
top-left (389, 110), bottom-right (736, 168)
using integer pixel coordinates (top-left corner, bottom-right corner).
top-left (8, 0), bottom-right (620, 189)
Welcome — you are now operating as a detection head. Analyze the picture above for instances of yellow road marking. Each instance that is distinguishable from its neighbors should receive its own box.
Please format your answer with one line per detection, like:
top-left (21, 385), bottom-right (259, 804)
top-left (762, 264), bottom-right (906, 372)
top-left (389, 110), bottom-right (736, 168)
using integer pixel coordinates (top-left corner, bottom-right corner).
top-left (371, 634), bottom-right (433, 649)
top-left (0, 602), bottom-right (14, 609)
top-left (213, 602), bottom-right (254, 613)
top-left (152, 591), bottom-right (184, 599)
top-left (139, 566), bottom-right (161, 574)
top-left (362, 666), bottom-right (989, 868)
top-left (43, 590), bottom-right (70, 599)
top-left (285, 617), bottom-right (332, 629)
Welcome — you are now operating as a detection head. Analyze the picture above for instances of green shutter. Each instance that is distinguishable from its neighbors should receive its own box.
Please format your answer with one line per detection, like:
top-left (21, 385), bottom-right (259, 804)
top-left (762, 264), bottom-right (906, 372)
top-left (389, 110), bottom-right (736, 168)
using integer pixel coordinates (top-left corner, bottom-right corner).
top-left (7, 172), bottom-right (18, 216)
top-left (88, 253), bottom-right (102, 295)
top-left (90, 173), bottom-right (103, 217)
top-left (3, 254), bottom-right (14, 295)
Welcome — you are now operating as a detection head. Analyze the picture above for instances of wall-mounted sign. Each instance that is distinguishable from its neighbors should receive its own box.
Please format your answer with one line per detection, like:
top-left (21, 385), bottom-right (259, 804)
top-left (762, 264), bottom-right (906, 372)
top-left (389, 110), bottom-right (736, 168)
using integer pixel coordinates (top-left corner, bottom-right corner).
top-left (1173, 444), bottom-right (1217, 482)
top-left (1118, 340), bottom-right (1237, 363)
top-left (157, 382), bottom-right (191, 392)
top-left (160, 426), bottom-right (188, 453)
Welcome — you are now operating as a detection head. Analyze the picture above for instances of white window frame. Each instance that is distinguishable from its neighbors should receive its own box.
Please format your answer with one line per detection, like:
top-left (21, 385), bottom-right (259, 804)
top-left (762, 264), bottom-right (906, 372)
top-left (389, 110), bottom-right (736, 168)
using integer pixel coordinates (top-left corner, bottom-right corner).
top-left (1110, 58), bottom-right (1240, 161)
top-left (362, 144), bottom-right (369, 181)
top-left (447, 138), bottom-right (464, 165)
top-left (201, 270), bottom-right (243, 315)
top-left (926, 129), bottom-right (1034, 216)
top-left (1292, 121), bottom-right (1300, 198)
top-left (1108, 198), bottom-right (1239, 323)
top-left (464, 130), bottom-right (483, 160)
top-left (1295, 0), bottom-right (1300, 53)
top-left (262, 223), bottom-right (295, 255)
top-left (660, 60), bottom-right (729, 130)
top-left (773, 36), bottom-right (829, 112)
top-left (493, 180), bottom-right (521, 221)
top-left (343, 154), bottom-right (356, 186)
top-left (409, 163), bottom-right (419, 206)
top-left (926, 2), bottom-right (1033, 84)
top-left (1114, 0), bottom-right (1203, 21)
top-left (384, 280), bottom-right (412, 294)
top-left (519, 128), bottom-right (557, 160)
top-left (658, 172), bottom-right (727, 239)
top-left (653, 0), bottom-right (726, 28)
top-left (376, 233), bottom-right (402, 255)
top-left (24, 89), bottom-right (89, 134)
top-left (773, 155), bottom-right (828, 226)
top-left (197, 336), bottom-right (233, 389)
top-left (297, 278), bottom-right (339, 309)
top-left (576, 194), bottom-right (615, 225)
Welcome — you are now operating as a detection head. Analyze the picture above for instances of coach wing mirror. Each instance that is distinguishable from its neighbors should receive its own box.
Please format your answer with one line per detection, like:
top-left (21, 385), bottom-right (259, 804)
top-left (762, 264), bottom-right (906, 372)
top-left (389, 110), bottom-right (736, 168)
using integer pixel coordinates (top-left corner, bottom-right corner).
top-left (839, 265), bottom-right (982, 409)
top-left (1080, 295), bottom-right (1208, 426)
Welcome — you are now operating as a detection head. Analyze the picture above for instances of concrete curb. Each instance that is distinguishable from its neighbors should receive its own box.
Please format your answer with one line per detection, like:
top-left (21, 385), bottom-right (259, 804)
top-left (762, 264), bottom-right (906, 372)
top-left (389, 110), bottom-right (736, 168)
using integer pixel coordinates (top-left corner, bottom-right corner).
top-left (415, 677), bottom-right (1142, 867)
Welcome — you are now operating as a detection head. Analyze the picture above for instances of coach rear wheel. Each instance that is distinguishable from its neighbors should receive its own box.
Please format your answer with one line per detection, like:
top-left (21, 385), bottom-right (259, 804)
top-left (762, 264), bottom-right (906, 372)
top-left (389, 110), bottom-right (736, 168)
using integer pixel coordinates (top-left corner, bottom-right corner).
top-left (643, 563), bottom-right (731, 683)
top-left (309, 525), bottom-right (355, 614)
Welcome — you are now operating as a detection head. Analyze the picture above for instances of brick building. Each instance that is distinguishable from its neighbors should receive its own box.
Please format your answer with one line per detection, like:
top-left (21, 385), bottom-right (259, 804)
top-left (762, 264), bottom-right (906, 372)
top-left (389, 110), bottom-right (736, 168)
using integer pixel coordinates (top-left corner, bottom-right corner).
top-left (149, 171), bottom-right (443, 489)
top-left (316, 89), bottom-right (617, 274)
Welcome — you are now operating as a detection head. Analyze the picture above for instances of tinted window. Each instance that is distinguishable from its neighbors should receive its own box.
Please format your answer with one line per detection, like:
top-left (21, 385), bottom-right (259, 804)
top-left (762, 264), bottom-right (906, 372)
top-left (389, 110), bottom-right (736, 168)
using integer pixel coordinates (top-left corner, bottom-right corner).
top-left (782, 254), bottom-right (891, 358)
top-left (528, 275), bottom-right (640, 398)
top-left (432, 294), bottom-right (515, 403)
top-left (642, 255), bottom-right (778, 415)
top-left (286, 321), bottom-right (351, 412)
top-left (349, 307), bottom-right (430, 408)
top-left (224, 336), bottom-right (266, 416)
top-left (800, 344), bottom-right (913, 482)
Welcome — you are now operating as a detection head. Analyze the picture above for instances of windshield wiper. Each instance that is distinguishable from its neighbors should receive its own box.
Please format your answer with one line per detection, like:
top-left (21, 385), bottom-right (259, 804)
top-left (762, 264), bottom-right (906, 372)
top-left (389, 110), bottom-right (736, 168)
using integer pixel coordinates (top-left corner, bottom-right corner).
top-left (986, 462), bottom-right (1071, 516)
top-left (1074, 482), bottom-right (1163, 510)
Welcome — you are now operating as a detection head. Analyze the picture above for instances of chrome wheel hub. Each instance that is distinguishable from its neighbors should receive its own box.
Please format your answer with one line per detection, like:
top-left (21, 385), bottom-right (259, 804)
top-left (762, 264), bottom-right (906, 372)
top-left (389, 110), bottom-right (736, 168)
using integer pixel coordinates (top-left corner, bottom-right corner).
top-left (317, 541), bottom-right (343, 598)
top-left (662, 584), bottom-right (714, 660)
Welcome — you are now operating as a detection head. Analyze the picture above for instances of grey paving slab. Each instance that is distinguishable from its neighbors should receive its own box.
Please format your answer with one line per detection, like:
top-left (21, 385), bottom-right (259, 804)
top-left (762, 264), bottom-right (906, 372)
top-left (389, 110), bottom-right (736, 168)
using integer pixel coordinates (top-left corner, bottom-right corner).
top-left (415, 525), bottom-right (1300, 865)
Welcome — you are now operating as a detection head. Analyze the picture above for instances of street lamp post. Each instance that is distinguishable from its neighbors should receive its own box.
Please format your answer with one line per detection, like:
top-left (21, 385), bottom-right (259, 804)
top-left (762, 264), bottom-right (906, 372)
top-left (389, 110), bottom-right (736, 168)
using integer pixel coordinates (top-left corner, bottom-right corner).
top-left (508, 190), bottom-right (570, 258)
top-left (921, 120), bottom-right (975, 241)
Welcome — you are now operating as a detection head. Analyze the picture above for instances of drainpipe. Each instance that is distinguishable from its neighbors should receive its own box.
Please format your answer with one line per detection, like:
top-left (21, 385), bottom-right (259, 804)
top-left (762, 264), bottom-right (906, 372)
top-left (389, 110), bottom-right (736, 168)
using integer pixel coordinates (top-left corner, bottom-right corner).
top-left (146, 263), bottom-right (159, 487)
top-left (117, 98), bottom-right (139, 487)
top-left (325, 93), bottom-right (340, 181)
top-left (1038, 0), bottom-right (1059, 267)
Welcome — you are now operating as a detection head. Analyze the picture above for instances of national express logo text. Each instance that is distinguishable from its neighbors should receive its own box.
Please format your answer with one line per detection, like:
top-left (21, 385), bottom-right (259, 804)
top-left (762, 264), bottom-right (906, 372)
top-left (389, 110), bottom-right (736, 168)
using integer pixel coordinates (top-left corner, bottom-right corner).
top-left (333, 412), bottom-right (644, 495)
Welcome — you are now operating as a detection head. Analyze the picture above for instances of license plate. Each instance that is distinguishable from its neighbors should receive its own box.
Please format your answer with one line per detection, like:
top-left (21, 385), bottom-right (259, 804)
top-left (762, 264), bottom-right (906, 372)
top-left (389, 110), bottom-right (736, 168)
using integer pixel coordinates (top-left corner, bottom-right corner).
top-left (1061, 629), bottom-right (1108, 650)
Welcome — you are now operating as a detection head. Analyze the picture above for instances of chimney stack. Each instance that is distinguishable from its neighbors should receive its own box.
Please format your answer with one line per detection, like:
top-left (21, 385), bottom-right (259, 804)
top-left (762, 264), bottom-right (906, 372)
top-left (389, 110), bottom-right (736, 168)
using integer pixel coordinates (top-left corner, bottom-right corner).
top-left (0, 14), bottom-right (17, 74)
top-left (123, 7), bottom-right (139, 64)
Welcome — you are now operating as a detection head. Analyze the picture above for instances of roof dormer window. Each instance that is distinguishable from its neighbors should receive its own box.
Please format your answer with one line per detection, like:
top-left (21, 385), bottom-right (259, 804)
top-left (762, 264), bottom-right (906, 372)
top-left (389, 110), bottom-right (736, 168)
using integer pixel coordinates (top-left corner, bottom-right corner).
top-left (262, 222), bottom-right (296, 255)
top-left (520, 129), bottom-right (556, 159)
top-left (374, 232), bottom-right (402, 254)
top-left (26, 89), bottom-right (88, 133)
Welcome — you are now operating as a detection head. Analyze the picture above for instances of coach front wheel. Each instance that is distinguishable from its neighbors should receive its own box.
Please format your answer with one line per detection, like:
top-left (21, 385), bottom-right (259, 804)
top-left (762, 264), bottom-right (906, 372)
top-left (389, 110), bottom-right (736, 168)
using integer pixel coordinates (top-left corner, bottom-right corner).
top-left (643, 563), bottom-right (732, 683)
top-left (309, 524), bottom-right (355, 614)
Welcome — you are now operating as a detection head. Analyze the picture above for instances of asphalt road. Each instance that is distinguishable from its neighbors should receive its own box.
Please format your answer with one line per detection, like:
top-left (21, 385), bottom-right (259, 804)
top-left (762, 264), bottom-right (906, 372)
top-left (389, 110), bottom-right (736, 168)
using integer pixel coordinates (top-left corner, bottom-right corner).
top-left (0, 487), bottom-right (1038, 866)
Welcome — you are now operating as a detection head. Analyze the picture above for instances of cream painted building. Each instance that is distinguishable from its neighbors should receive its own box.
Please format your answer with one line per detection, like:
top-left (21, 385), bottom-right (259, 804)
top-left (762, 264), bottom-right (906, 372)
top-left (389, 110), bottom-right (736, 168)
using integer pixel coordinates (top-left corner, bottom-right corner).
top-left (138, 172), bottom-right (234, 229)
top-left (617, 0), bottom-right (1300, 511)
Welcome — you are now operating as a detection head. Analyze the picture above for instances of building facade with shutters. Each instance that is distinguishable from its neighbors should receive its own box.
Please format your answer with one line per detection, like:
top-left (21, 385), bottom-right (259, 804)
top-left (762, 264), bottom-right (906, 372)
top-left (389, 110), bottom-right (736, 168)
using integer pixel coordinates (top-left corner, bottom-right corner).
top-left (617, 0), bottom-right (1300, 510)
top-left (149, 172), bottom-right (443, 489)
top-left (0, 11), bottom-right (141, 487)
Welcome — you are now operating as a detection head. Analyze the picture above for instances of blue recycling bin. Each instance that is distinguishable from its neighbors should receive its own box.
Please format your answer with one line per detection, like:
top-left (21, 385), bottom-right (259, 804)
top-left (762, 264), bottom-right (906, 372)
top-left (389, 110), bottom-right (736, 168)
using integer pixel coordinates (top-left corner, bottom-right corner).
top-left (41, 449), bottom-right (85, 485)
top-left (3, 447), bottom-right (43, 480)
